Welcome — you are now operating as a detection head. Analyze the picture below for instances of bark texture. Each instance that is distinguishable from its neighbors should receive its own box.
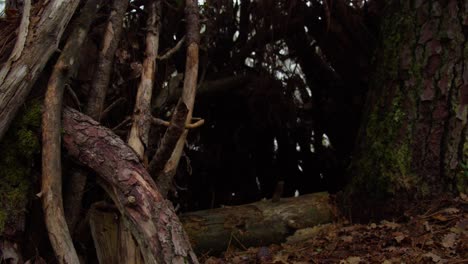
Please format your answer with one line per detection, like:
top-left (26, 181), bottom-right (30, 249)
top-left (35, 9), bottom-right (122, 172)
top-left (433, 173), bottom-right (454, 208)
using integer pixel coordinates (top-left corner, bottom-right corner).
top-left (347, 0), bottom-right (467, 216)
top-left (41, 1), bottom-right (101, 262)
top-left (65, 0), bottom-right (128, 237)
top-left (89, 205), bottom-right (144, 264)
top-left (153, 0), bottom-right (200, 197)
top-left (62, 107), bottom-right (198, 264)
top-left (128, 0), bottom-right (161, 160)
top-left (0, 0), bottom-right (80, 140)
top-left (181, 193), bottom-right (332, 253)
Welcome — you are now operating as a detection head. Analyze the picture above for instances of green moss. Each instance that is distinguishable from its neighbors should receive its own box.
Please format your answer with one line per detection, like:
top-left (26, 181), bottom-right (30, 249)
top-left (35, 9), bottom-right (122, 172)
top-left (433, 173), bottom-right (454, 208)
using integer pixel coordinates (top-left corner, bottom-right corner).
top-left (0, 100), bottom-right (42, 234)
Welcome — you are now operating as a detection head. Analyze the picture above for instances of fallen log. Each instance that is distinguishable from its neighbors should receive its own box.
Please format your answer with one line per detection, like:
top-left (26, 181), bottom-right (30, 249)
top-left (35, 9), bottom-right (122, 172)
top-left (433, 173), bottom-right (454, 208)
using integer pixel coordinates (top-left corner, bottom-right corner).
top-left (181, 192), bottom-right (333, 253)
top-left (89, 193), bottom-right (333, 255)
top-left (62, 107), bottom-right (198, 264)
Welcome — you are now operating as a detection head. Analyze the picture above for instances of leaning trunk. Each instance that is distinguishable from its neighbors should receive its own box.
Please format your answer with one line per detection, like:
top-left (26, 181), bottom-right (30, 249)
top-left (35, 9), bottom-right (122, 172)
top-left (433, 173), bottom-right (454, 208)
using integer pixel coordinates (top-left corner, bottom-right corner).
top-left (346, 0), bottom-right (467, 218)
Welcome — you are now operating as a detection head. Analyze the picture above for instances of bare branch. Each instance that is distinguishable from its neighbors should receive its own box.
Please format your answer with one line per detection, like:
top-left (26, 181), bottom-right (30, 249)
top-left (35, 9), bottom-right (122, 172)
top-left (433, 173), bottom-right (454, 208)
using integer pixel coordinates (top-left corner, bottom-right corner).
top-left (157, 35), bottom-right (185, 61)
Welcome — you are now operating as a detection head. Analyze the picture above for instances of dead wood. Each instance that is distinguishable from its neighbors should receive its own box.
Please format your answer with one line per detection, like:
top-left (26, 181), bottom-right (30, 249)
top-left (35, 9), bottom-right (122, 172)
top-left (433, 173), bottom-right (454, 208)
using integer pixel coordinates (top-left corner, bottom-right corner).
top-left (0, 0), bottom-right (80, 141)
top-left (181, 193), bottom-right (333, 253)
top-left (40, 0), bottom-right (101, 262)
top-left (64, 0), bottom-right (129, 239)
top-left (62, 107), bottom-right (199, 264)
top-left (128, 0), bottom-right (162, 160)
top-left (151, 0), bottom-right (200, 198)
top-left (85, 0), bottom-right (129, 120)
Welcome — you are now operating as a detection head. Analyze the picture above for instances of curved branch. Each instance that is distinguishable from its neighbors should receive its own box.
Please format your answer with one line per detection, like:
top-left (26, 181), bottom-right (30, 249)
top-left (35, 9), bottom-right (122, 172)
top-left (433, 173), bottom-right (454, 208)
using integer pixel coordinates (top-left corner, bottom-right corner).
top-left (41, 0), bottom-right (101, 262)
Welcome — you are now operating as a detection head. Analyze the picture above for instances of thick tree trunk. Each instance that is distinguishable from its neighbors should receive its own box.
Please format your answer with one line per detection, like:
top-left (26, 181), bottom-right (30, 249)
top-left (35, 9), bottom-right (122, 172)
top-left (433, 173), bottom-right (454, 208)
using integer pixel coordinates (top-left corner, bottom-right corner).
top-left (62, 107), bottom-right (198, 264)
top-left (346, 0), bottom-right (467, 218)
top-left (0, 0), bottom-right (80, 141)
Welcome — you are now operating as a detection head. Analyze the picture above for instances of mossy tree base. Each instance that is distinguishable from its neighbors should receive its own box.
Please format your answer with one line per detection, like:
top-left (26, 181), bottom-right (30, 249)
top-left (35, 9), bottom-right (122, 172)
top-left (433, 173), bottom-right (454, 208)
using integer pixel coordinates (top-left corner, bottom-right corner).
top-left (345, 0), bottom-right (467, 219)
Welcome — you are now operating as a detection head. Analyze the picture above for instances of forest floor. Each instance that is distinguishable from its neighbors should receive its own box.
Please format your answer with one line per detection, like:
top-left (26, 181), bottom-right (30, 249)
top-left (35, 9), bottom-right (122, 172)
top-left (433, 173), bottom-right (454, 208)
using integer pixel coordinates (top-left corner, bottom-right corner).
top-left (203, 194), bottom-right (468, 264)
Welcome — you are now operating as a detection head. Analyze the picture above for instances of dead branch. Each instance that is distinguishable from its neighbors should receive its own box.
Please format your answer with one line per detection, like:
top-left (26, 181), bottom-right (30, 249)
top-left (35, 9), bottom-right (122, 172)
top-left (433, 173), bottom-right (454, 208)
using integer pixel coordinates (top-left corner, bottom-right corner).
top-left (100, 97), bottom-right (126, 120)
top-left (151, 0), bottom-right (200, 198)
top-left (151, 116), bottom-right (204, 129)
top-left (148, 101), bottom-right (188, 182)
top-left (62, 107), bottom-right (199, 264)
top-left (0, 0), bottom-right (80, 141)
top-left (158, 35), bottom-right (185, 61)
top-left (41, 0), bottom-right (101, 263)
top-left (128, 0), bottom-right (161, 160)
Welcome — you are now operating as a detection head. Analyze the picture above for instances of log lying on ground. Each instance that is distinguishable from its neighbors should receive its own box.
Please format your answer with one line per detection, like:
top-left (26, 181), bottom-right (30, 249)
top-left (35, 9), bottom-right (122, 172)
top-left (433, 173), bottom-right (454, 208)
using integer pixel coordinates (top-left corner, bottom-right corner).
top-left (62, 107), bottom-right (198, 264)
top-left (90, 193), bottom-right (333, 254)
top-left (181, 192), bottom-right (333, 253)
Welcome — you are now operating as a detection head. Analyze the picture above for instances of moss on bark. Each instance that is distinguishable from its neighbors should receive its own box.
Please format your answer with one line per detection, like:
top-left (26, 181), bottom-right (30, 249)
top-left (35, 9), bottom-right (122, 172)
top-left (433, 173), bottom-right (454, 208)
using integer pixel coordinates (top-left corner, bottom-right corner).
top-left (0, 100), bottom-right (42, 235)
top-left (345, 0), bottom-right (467, 217)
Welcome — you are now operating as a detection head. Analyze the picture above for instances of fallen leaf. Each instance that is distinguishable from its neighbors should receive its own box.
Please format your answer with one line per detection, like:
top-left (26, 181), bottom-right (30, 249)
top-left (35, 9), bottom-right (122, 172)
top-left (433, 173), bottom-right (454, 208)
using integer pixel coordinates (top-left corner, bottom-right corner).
top-left (422, 252), bottom-right (443, 263)
top-left (442, 208), bottom-right (459, 214)
top-left (441, 233), bottom-right (457, 249)
top-left (393, 232), bottom-right (406, 243)
top-left (340, 256), bottom-right (362, 264)
top-left (381, 220), bottom-right (400, 230)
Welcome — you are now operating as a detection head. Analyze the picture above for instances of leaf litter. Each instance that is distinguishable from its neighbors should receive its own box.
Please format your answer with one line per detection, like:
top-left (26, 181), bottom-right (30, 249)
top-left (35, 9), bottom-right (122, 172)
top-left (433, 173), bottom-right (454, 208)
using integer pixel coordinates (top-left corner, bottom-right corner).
top-left (203, 193), bottom-right (468, 263)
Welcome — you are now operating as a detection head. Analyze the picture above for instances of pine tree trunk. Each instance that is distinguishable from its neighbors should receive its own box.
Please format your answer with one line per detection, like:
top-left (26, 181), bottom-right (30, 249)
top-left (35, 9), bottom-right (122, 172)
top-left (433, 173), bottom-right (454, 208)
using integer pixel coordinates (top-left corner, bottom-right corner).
top-left (346, 0), bottom-right (467, 218)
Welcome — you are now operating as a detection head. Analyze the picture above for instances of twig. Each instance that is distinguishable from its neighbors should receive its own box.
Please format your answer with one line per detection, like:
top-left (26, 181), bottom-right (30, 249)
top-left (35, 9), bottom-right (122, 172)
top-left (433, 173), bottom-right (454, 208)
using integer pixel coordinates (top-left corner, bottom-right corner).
top-left (101, 97), bottom-right (126, 120)
top-left (158, 35), bottom-right (185, 60)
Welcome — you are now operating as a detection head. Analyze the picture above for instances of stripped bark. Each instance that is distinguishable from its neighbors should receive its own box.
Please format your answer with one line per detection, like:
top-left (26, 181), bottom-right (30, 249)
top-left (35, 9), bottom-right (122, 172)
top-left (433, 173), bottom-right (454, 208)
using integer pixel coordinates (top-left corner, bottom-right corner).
top-left (89, 205), bottom-right (144, 264)
top-left (41, 1), bottom-right (101, 263)
top-left (128, 0), bottom-right (161, 160)
top-left (62, 107), bottom-right (199, 264)
top-left (152, 0), bottom-right (200, 197)
top-left (0, 0), bottom-right (80, 141)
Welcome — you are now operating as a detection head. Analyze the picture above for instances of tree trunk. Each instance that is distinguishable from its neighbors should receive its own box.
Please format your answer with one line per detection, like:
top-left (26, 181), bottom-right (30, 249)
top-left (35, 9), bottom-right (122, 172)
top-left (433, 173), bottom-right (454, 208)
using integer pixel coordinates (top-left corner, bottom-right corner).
top-left (346, 0), bottom-right (467, 218)
top-left (62, 107), bottom-right (198, 264)
top-left (0, 0), bottom-right (80, 141)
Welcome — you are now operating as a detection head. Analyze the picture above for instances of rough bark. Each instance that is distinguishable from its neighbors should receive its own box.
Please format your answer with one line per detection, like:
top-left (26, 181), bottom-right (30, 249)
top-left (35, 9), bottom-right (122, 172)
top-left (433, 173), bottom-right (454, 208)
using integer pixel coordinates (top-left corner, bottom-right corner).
top-left (86, 193), bottom-right (332, 254)
top-left (181, 193), bottom-right (332, 253)
top-left (0, 0), bottom-right (80, 141)
top-left (152, 0), bottom-right (200, 197)
top-left (41, 1), bottom-right (101, 262)
top-left (64, 0), bottom-right (128, 237)
top-left (62, 107), bottom-right (199, 264)
top-left (346, 0), bottom-right (467, 217)
top-left (128, 0), bottom-right (161, 160)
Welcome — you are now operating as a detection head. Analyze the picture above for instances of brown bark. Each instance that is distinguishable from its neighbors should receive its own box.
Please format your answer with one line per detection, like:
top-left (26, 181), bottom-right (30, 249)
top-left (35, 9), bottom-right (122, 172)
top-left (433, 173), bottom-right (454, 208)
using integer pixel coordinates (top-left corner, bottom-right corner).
top-left (182, 193), bottom-right (332, 253)
top-left (148, 101), bottom-right (188, 177)
top-left (0, 0), bottom-right (80, 141)
top-left (128, 0), bottom-right (162, 160)
top-left (62, 107), bottom-right (199, 264)
top-left (152, 0), bottom-right (200, 197)
top-left (64, 0), bottom-right (128, 237)
top-left (346, 0), bottom-right (467, 217)
top-left (40, 1), bottom-right (101, 262)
